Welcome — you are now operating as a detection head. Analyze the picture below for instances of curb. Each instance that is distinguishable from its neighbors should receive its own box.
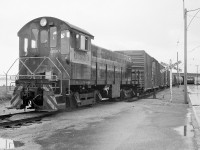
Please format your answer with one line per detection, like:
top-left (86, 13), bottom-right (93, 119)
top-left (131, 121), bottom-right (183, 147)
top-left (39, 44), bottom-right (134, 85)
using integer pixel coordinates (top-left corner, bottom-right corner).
top-left (188, 94), bottom-right (200, 128)
top-left (192, 106), bottom-right (200, 128)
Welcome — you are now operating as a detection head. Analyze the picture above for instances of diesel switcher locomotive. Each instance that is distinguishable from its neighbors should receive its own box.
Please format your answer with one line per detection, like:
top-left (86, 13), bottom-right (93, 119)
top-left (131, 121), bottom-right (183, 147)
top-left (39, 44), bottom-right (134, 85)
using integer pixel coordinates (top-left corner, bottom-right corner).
top-left (9, 17), bottom-right (169, 111)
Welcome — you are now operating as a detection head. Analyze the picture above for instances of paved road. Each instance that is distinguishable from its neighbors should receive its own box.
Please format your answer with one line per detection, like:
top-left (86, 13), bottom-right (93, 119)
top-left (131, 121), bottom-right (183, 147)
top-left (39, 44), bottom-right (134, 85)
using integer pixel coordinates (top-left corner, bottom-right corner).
top-left (0, 86), bottom-right (198, 150)
top-left (188, 85), bottom-right (200, 106)
top-left (187, 85), bottom-right (200, 150)
top-left (188, 85), bottom-right (200, 128)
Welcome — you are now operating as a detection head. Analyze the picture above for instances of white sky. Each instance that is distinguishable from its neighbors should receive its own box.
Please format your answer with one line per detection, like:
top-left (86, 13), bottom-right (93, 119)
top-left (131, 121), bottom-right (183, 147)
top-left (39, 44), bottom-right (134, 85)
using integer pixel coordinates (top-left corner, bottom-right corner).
top-left (0, 0), bottom-right (200, 75)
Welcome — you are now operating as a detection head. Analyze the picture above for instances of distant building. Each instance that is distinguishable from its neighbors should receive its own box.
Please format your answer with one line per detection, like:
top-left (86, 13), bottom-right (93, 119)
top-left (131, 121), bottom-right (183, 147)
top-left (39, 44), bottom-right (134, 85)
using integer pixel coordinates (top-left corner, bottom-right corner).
top-left (172, 72), bottom-right (200, 85)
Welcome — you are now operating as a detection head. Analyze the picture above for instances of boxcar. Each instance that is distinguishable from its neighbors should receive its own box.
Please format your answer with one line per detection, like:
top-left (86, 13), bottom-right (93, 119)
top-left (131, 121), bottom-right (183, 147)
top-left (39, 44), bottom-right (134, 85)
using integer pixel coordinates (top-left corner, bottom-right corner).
top-left (187, 76), bottom-right (195, 84)
top-left (116, 50), bottom-right (165, 93)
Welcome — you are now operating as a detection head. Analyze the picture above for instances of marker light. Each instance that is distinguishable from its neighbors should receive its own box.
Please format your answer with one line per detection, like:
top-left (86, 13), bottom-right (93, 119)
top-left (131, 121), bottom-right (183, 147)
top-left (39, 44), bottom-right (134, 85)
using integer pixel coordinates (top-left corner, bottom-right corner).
top-left (40, 18), bottom-right (47, 27)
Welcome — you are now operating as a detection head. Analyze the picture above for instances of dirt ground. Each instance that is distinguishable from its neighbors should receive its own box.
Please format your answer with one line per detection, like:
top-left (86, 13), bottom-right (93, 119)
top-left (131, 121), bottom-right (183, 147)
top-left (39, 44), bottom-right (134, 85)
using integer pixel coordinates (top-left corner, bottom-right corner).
top-left (0, 85), bottom-right (200, 150)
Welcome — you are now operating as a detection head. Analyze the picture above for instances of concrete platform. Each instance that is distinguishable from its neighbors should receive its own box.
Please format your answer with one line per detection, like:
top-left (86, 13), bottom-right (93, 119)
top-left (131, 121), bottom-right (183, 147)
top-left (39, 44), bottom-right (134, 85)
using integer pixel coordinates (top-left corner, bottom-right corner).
top-left (188, 86), bottom-right (200, 128)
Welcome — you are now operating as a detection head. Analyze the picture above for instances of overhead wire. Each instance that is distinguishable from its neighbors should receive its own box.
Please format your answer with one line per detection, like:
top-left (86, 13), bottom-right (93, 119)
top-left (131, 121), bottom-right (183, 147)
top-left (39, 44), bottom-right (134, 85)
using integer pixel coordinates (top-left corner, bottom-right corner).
top-left (188, 45), bottom-right (200, 52)
top-left (187, 8), bottom-right (200, 29)
top-left (186, 8), bottom-right (200, 54)
top-left (188, 14), bottom-right (200, 19)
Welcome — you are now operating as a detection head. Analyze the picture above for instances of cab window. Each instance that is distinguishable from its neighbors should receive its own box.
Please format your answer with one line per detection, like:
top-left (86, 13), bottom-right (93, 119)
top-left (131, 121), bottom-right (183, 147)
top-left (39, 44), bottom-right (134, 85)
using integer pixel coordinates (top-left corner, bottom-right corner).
top-left (80, 35), bottom-right (85, 50)
top-left (50, 27), bottom-right (57, 47)
top-left (40, 30), bottom-right (48, 43)
top-left (76, 34), bottom-right (80, 49)
top-left (24, 38), bottom-right (28, 55)
top-left (76, 34), bottom-right (88, 50)
top-left (61, 30), bottom-right (70, 54)
top-left (85, 37), bottom-right (88, 50)
top-left (31, 29), bottom-right (38, 48)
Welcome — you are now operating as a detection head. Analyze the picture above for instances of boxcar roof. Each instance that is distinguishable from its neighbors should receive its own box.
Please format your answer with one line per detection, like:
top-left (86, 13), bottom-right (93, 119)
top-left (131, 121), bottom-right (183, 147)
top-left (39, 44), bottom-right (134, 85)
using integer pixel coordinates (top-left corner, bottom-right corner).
top-left (18, 16), bottom-right (94, 38)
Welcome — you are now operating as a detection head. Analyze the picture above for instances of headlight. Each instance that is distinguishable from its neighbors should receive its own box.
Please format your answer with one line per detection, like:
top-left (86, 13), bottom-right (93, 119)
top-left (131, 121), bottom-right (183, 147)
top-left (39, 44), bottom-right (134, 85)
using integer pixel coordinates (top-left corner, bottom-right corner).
top-left (40, 18), bottom-right (47, 27)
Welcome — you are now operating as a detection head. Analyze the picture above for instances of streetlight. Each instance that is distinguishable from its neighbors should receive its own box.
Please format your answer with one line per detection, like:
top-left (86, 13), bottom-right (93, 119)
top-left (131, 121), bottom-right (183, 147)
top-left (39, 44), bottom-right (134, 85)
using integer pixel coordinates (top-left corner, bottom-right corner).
top-left (183, 0), bottom-right (200, 104)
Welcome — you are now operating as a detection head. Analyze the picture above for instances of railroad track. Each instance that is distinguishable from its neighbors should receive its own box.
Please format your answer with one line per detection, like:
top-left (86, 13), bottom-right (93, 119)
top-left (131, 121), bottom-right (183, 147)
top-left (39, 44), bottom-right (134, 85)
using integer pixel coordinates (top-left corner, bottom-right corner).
top-left (0, 111), bottom-right (57, 128)
top-left (126, 88), bottom-right (167, 102)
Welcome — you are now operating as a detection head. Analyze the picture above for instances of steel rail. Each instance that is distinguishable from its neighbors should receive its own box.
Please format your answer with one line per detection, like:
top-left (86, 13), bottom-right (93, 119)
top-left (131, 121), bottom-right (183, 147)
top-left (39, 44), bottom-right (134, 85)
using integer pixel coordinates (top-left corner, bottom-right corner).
top-left (0, 111), bottom-right (57, 128)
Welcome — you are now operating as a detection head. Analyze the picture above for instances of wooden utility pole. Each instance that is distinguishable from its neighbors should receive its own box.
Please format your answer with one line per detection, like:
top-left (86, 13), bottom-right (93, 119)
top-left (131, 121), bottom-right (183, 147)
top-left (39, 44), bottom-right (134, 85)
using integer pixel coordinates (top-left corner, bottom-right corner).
top-left (183, 0), bottom-right (200, 103)
top-left (184, 8), bottom-right (188, 104)
top-left (177, 52), bottom-right (179, 88)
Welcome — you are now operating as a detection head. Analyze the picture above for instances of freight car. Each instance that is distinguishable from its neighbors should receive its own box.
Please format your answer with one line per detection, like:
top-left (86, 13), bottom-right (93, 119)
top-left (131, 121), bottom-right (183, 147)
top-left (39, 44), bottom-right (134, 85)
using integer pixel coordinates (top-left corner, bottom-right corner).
top-left (116, 50), bottom-right (170, 94)
top-left (8, 16), bottom-right (167, 111)
top-left (187, 76), bottom-right (195, 84)
top-left (180, 76), bottom-right (194, 84)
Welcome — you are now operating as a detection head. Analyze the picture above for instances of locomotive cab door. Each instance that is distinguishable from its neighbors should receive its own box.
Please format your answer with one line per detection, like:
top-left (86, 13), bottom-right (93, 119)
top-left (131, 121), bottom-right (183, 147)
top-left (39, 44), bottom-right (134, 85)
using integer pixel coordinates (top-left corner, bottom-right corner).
top-left (39, 29), bottom-right (50, 56)
top-left (61, 30), bottom-right (70, 61)
top-left (39, 27), bottom-right (58, 57)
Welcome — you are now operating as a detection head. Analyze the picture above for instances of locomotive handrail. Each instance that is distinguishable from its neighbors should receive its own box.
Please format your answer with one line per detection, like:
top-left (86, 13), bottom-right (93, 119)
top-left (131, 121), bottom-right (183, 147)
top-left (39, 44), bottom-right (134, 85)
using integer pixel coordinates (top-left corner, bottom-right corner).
top-left (18, 57), bottom-right (62, 77)
top-left (14, 74), bottom-right (58, 80)
top-left (56, 58), bottom-right (70, 78)
top-left (6, 57), bottom-right (71, 96)
top-left (6, 58), bottom-right (19, 75)
top-left (19, 59), bottom-right (33, 75)
top-left (6, 58), bottom-right (32, 93)
top-left (20, 57), bottom-right (63, 95)
top-left (30, 56), bottom-right (63, 95)
top-left (33, 57), bottom-right (46, 74)
top-left (56, 58), bottom-right (70, 95)
top-left (7, 57), bottom-right (61, 78)
top-left (17, 58), bottom-right (29, 76)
